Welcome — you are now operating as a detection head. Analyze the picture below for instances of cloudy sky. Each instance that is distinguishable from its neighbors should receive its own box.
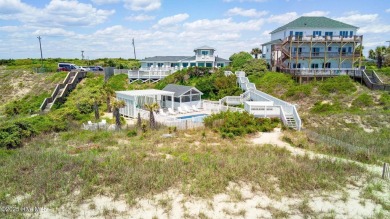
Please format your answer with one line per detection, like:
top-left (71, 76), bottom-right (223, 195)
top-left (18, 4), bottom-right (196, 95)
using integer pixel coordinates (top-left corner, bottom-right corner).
top-left (0, 0), bottom-right (389, 59)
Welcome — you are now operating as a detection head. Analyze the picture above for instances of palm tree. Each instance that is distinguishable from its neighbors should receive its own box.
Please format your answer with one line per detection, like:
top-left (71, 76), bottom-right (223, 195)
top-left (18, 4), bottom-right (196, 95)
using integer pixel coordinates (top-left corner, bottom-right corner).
top-left (250, 48), bottom-right (262, 59)
top-left (144, 102), bottom-right (159, 129)
top-left (93, 99), bottom-right (100, 121)
top-left (102, 83), bottom-right (114, 113)
top-left (111, 100), bottom-right (126, 130)
top-left (375, 46), bottom-right (387, 69)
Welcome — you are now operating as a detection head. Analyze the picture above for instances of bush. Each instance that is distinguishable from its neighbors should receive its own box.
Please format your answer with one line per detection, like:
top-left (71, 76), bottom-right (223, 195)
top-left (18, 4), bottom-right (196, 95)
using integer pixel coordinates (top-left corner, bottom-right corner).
top-left (229, 52), bottom-right (253, 70)
top-left (351, 93), bottom-right (374, 108)
top-left (204, 111), bottom-right (279, 137)
top-left (311, 101), bottom-right (342, 114)
top-left (0, 115), bottom-right (67, 149)
top-left (318, 76), bottom-right (356, 95)
top-left (127, 130), bottom-right (138, 137)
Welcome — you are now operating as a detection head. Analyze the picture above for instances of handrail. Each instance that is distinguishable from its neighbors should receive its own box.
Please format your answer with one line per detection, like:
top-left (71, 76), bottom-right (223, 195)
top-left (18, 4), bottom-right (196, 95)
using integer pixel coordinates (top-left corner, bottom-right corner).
top-left (234, 72), bottom-right (302, 130)
top-left (40, 71), bottom-right (86, 112)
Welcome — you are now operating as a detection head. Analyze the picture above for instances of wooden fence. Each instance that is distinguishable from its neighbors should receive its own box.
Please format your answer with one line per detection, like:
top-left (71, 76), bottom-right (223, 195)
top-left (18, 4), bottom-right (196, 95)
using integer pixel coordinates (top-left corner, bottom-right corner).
top-left (305, 130), bottom-right (382, 154)
top-left (383, 163), bottom-right (390, 180)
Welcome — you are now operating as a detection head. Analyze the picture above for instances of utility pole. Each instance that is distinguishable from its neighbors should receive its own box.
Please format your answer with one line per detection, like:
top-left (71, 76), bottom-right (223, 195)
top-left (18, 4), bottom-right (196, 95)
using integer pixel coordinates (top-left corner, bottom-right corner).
top-left (81, 50), bottom-right (84, 60)
top-left (37, 36), bottom-right (43, 69)
top-left (132, 38), bottom-right (137, 59)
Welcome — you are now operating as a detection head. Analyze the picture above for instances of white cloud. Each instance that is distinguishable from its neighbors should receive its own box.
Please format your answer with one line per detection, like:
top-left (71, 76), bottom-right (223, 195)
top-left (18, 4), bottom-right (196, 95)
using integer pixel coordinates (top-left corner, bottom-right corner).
top-left (358, 24), bottom-right (390, 34)
top-left (156, 13), bottom-right (189, 26)
top-left (226, 7), bottom-right (268, 17)
top-left (386, 8), bottom-right (390, 13)
top-left (123, 0), bottom-right (161, 11)
top-left (126, 14), bottom-right (155, 21)
top-left (0, 0), bottom-right (115, 27)
top-left (302, 11), bottom-right (329, 17)
top-left (335, 13), bottom-right (378, 26)
top-left (223, 0), bottom-right (268, 2)
top-left (0, 25), bottom-right (20, 32)
top-left (33, 28), bottom-right (75, 37)
top-left (91, 0), bottom-right (120, 5)
top-left (184, 18), bottom-right (264, 32)
top-left (267, 12), bottom-right (298, 24)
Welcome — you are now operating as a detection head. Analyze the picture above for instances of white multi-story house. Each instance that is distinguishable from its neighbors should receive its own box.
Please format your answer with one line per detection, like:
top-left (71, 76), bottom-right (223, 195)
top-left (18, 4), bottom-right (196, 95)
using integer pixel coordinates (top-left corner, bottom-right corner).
top-left (261, 16), bottom-right (363, 72)
top-left (128, 46), bottom-right (230, 83)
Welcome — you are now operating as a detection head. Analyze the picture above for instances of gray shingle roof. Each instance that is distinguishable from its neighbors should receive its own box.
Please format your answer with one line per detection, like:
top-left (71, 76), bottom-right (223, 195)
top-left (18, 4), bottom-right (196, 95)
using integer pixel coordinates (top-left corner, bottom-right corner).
top-left (216, 57), bottom-right (230, 62)
top-left (141, 56), bottom-right (191, 62)
top-left (162, 84), bottom-right (203, 97)
top-left (194, 45), bottom-right (216, 51)
top-left (270, 16), bottom-right (358, 34)
top-left (261, 39), bottom-right (282, 46)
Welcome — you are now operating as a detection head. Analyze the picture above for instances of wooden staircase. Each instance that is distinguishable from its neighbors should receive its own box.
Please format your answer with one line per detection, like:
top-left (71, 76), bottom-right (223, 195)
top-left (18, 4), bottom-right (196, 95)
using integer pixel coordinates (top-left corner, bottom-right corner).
top-left (362, 70), bottom-right (390, 91)
top-left (40, 72), bottom-right (86, 113)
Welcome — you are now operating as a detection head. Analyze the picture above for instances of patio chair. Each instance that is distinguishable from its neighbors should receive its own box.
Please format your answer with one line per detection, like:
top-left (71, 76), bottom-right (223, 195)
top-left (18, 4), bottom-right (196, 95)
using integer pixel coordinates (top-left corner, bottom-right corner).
top-left (183, 105), bottom-right (193, 113)
top-left (192, 105), bottom-right (201, 112)
top-left (159, 108), bottom-right (167, 116)
top-left (168, 108), bottom-right (177, 115)
top-left (177, 107), bottom-right (186, 114)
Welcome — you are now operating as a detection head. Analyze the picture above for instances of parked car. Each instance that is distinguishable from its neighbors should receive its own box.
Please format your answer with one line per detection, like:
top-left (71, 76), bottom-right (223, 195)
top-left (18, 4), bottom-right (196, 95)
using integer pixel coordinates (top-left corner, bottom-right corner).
top-left (89, 66), bottom-right (104, 71)
top-left (56, 67), bottom-right (68, 72)
top-left (79, 66), bottom-right (91, 72)
top-left (58, 63), bottom-right (78, 71)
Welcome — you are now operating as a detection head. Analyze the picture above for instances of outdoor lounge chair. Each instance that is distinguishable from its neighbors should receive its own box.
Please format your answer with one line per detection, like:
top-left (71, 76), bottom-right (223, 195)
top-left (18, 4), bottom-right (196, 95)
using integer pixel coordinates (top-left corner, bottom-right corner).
top-left (177, 107), bottom-right (186, 114)
top-left (183, 106), bottom-right (193, 113)
top-left (168, 108), bottom-right (177, 115)
top-left (192, 105), bottom-right (201, 112)
top-left (159, 108), bottom-right (167, 116)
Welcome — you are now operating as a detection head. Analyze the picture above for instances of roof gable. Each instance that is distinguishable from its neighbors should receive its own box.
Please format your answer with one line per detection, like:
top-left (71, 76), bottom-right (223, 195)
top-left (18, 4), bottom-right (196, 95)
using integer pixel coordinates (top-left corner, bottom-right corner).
top-left (162, 84), bottom-right (203, 97)
top-left (194, 45), bottom-right (216, 51)
top-left (270, 16), bottom-right (358, 34)
top-left (141, 56), bottom-right (191, 62)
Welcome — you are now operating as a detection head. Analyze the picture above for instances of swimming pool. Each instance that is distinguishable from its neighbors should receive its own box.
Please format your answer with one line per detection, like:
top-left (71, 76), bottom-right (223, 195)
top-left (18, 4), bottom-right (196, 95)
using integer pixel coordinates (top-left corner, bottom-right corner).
top-left (177, 113), bottom-right (208, 120)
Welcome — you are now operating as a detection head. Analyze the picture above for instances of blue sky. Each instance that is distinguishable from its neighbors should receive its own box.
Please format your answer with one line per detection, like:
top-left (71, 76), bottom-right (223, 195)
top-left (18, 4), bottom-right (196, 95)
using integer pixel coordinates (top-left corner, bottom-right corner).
top-left (0, 0), bottom-right (389, 59)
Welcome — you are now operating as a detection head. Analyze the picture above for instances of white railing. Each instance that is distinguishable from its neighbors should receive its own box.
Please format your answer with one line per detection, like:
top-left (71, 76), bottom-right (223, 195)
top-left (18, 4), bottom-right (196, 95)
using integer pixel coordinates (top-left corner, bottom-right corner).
top-left (235, 72), bottom-right (302, 130)
top-left (282, 68), bottom-right (361, 77)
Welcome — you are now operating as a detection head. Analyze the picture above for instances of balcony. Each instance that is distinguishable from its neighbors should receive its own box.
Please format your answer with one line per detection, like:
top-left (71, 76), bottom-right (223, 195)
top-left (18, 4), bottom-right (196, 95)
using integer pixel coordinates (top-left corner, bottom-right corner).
top-left (290, 52), bottom-right (360, 59)
top-left (287, 35), bottom-right (362, 43)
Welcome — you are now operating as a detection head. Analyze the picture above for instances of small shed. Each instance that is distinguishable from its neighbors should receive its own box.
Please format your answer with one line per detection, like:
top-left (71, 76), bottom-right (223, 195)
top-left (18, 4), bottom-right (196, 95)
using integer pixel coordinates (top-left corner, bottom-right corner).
top-left (162, 84), bottom-right (203, 109)
top-left (116, 89), bottom-right (175, 118)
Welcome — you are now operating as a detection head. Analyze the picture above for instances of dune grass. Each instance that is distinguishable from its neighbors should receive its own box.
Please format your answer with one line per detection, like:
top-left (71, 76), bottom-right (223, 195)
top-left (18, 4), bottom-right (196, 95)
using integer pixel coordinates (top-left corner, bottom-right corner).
top-left (0, 127), bottom-right (369, 218)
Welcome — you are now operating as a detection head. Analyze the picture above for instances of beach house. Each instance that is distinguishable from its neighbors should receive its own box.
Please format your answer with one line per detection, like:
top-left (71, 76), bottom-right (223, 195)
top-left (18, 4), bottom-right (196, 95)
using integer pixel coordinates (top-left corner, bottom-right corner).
top-left (261, 16), bottom-right (363, 73)
top-left (128, 46), bottom-right (230, 83)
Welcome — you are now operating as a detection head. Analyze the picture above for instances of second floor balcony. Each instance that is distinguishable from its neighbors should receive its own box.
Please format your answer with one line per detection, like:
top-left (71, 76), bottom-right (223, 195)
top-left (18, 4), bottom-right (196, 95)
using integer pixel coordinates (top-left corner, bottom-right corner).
top-left (290, 52), bottom-right (360, 59)
top-left (286, 35), bottom-right (362, 43)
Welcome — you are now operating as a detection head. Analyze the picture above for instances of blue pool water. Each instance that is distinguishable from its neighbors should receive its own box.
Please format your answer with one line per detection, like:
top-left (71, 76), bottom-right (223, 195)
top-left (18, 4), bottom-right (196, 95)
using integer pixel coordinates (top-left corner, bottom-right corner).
top-left (177, 114), bottom-right (208, 120)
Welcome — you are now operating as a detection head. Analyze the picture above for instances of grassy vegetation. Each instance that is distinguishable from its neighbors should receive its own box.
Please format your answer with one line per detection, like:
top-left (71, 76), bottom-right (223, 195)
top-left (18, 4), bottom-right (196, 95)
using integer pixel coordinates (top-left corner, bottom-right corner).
top-left (156, 67), bottom-right (242, 100)
top-left (1, 58), bottom-right (140, 72)
top-left (0, 128), bottom-right (369, 217)
top-left (204, 111), bottom-right (280, 138)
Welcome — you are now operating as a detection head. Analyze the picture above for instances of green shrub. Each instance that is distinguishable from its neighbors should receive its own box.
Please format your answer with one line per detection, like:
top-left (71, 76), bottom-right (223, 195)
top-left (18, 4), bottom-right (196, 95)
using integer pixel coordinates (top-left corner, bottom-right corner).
top-left (229, 52), bottom-right (253, 70)
top-left (311, 101), bottom-right (342, 114)
top-left (318, 76), bottom-right (356, 95)
top-left (204, 111), bottom-right (279, 137)
top-left (127, 130), bottom-right (137, 137)
top-left (379, 93), bottom-right (390, 110)
top-left (285, 84), bottom-right (313, 100)
top-left (351, 93), bottom-right (374, 108)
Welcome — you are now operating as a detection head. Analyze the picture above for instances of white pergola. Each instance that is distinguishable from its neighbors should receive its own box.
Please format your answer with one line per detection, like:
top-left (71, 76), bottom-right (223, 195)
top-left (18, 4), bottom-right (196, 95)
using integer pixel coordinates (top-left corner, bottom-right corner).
top-left (116, 89), bottom-right (175, 118)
